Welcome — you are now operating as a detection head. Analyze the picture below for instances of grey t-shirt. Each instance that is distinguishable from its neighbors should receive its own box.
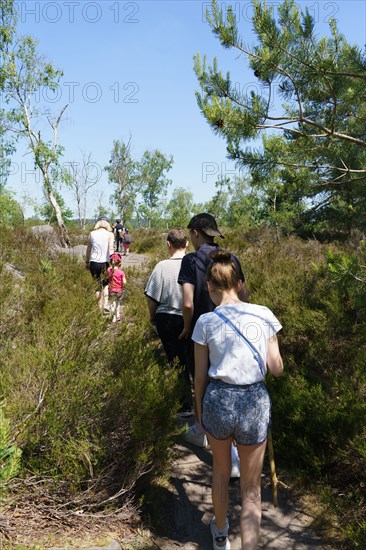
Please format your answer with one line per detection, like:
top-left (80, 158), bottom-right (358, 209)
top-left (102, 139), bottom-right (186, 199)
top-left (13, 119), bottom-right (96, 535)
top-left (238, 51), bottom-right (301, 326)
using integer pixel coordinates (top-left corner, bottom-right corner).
top-left (144, 256), bottom-right (185, 315)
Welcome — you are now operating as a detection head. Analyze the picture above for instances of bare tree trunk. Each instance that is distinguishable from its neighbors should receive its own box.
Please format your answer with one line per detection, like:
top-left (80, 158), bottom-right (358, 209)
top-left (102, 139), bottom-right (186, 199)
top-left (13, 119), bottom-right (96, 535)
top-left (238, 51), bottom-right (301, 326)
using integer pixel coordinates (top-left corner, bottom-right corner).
top-left (47, 185), bottom-right (71, 247)
top-left (76, 190), bottom-right (82, 228)
top-left (82, 193), bottom-right (87, 230)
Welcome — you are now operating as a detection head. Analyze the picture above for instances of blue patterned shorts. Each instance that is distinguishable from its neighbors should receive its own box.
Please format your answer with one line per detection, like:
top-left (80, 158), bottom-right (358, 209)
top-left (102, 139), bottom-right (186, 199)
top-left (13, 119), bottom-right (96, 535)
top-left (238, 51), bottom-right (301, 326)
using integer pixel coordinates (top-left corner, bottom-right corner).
top-left (202, 379), bottom-right (271, 445)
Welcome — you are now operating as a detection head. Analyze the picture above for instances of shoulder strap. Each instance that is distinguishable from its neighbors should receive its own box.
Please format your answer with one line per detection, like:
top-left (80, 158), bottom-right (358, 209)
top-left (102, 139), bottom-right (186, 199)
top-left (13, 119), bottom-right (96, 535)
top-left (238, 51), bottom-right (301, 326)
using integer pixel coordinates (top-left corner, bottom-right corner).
top-left (213, 310), bottom-right (265, 377)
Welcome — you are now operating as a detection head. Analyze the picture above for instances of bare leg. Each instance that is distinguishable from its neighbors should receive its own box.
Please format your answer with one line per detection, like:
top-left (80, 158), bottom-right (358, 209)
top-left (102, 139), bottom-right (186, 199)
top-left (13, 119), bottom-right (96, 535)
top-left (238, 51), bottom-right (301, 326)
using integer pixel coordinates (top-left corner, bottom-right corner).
top-left (237, 440), bottom-right (267, 549)
top-left (207, 434), bottom-right (233, 531)
top-left (96, 290), bottom-right (103, 309)
top-left (111, 298), bottom-right (117, 322)
top-left (117, 298), bottom-right (121, 318)
top-left (98, 285), bottom-right (109, 310)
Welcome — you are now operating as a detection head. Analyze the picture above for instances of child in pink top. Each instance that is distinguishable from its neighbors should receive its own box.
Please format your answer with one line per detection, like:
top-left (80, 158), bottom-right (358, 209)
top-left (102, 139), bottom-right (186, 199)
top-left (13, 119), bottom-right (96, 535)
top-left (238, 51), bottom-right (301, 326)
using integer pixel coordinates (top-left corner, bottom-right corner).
top-left (107, 253), bottom-right (126, 323)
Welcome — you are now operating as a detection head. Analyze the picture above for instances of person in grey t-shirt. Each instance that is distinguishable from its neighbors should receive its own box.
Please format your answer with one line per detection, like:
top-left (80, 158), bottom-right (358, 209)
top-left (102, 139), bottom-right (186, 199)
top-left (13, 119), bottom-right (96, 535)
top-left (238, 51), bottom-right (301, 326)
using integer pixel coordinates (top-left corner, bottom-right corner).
top-left (144, 228), bottom-right (192, 415)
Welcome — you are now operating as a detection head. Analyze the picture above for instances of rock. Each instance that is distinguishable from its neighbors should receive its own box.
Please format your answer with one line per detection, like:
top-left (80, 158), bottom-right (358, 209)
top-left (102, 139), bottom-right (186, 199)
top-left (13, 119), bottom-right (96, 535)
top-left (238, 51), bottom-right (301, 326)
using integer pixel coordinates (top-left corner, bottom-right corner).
top-left (30, 225), bottom-right (61, 248)
top-left (3, 263), bottom-right (25, 280)
top-left (57, 245), bottom-right (87, 262)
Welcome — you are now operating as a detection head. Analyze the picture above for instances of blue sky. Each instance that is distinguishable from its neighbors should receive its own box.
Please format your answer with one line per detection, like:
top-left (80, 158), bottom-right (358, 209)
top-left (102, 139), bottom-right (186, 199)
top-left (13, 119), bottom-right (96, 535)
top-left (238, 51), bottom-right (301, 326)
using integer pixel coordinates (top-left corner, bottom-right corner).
top-left (7, 0), bottom-right (366, 218)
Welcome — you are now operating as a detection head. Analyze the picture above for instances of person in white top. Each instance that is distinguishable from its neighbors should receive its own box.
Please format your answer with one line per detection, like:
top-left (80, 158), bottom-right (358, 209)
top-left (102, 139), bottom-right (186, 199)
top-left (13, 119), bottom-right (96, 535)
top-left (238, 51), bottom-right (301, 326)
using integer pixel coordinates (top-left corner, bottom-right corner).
top-left (85, 215), bottom-right (115, 310)
top-left (192, 249), bottom-right (283, 550)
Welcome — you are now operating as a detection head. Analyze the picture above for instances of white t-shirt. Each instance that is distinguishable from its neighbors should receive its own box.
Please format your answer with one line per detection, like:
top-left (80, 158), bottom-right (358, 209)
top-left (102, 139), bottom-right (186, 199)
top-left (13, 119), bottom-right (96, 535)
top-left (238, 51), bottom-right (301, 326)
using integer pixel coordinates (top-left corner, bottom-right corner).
top-left (89, 229), bottom-right (114, 263)
top-left (144, 256), bottom-right (184, 315)
top-left (192, 303), bottom-right (282, 384)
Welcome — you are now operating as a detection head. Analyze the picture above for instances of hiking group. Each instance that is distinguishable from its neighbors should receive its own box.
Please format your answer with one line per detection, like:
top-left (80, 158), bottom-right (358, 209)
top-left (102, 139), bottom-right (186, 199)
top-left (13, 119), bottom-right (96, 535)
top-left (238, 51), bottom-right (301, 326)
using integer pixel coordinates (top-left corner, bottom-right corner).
top-left (112, 219), bottom-right (131, 256)
top-left (145, 213), bottom-right (284, 550)
top-left (85, 215), bottom-right (127, 322)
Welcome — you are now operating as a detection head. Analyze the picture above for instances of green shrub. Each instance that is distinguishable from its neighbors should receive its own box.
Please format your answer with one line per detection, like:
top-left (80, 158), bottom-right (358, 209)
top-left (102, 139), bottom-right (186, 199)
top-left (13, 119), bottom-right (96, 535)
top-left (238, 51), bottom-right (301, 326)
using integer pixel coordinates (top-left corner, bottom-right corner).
top-left (0, 227), bottom-right (182, 506)
top-left (0, 402), bottom-right (22, 506)
top-left (228, 234), bottom-right (366, 543)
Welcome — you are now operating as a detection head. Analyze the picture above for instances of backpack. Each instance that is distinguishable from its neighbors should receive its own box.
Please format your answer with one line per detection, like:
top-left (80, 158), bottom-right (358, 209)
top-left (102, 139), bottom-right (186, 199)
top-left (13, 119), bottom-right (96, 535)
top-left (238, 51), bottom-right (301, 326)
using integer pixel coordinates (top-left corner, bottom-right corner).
top-left (124, 234), bottom-right (131, 244)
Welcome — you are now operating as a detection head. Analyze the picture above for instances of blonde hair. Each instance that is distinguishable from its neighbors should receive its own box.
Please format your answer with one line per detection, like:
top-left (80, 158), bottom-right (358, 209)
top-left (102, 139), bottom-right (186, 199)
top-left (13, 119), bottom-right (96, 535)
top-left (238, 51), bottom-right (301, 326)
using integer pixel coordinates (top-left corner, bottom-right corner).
top-left (94, 220), bottom-right (112, 232)
top-left (206, 249), bottom-right (240, 290)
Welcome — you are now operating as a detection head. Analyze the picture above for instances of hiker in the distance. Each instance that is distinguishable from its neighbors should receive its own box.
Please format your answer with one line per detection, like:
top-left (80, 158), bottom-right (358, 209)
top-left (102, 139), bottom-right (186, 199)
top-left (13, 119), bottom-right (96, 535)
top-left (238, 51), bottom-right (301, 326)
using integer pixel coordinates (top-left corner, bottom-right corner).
top-left (144, 228), bottom-right (192, 416)
top-left (114, 218), bottom-right (124, 252)
top-left (123, 228), bottom-right (131, 255)
top-left (193, 249), bottom-right (283, 550)
top-left (107, 252), bottom-right (126, 323)
top-left (85, 215), bottom-right (115, 310)
top-left (178, 213), bottom-right (249, 477)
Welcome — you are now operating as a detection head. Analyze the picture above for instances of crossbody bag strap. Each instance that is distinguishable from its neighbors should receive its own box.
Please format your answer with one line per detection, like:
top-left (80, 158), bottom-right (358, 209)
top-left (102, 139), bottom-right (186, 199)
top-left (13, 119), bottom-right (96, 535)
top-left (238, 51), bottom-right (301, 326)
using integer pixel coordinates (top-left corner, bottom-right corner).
top-left (213, 309), bottom-right (265, 377)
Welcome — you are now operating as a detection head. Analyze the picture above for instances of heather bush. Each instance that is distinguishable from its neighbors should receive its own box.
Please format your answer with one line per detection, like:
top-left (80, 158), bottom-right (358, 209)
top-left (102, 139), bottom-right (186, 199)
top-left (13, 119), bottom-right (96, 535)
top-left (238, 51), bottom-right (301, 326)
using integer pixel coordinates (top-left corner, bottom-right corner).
top-left (1, 224), bottom-right (365, 545)
top-left (226, 232), bottom-right (366, 545)
top-left (0, 226), bottom-right (182, 505)
top-left (0, 402), bottom-right (22, 505)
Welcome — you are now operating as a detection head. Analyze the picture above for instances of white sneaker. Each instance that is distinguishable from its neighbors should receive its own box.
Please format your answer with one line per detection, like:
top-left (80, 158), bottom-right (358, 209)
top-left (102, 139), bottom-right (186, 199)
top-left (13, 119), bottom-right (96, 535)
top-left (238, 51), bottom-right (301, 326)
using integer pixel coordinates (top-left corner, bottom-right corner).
top-left (183, 424), bottom-right (208, 448)
top-left (230, 443), bottom-right (240, 478)
top-left (210, 517), bottom-right (231, 550)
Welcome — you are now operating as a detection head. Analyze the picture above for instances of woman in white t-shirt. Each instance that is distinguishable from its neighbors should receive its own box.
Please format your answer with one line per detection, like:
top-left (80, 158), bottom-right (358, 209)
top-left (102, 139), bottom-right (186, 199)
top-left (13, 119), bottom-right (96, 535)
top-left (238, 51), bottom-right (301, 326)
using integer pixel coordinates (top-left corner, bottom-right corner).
top-left (85, 216), bottom-right (115, 310)
top-left (192, 249), bottom-right (283, 550)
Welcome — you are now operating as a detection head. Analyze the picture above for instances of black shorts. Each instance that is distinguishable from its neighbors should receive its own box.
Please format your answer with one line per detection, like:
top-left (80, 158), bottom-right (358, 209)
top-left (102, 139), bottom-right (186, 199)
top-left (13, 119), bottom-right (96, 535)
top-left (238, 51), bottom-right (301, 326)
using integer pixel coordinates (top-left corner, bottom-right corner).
top-left (89, 261), bottom-right (108, 286)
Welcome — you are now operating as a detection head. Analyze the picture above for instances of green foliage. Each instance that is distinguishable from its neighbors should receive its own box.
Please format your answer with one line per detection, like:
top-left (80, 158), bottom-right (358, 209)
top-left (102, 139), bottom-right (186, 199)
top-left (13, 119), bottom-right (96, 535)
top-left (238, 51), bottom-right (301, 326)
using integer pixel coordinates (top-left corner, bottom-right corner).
top-left (37, 189), bottom-right (72, 225)
top-left (136, 149), bottom-right (174, 228)
top-left (165, 187), bottom-right (195, 228)
top-left (38, 189), bottom-right (73, 225)
top-left (1, 223), bottom-right (365, 544)
top-left (1, 0), bottom-right (71, 244)
top-left (133, 228), bottom-right (167, 256)
top-left (105, 138), bottom-right (137, 222)
top-left (195, 0), bottom-right (366, 236)
top-left (0, 188), bottom-right (24, 227)
top-left (0, 226), bottom-right (182, 506)
top-left (232, 233), bottom-right (366, 544)
top-left (0, 402), bottom-right (22, 504)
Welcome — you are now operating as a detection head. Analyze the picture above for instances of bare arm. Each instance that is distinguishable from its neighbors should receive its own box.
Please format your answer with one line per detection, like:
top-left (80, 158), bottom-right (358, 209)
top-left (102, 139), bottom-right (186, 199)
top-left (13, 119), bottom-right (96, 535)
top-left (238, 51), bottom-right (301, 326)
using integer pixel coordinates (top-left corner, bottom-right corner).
top-left (266, 335), bottom-right (284, 377)
top-left (145, 295), bottom-right (158, 324)
top-left (194, 342), bottom-right (209, 426)
top-left (85, 239), bottom-right (91, 269)
top-left (108, 232), bottom-right (115, 257)
top-left (179, 282), bottom-right (194, 340)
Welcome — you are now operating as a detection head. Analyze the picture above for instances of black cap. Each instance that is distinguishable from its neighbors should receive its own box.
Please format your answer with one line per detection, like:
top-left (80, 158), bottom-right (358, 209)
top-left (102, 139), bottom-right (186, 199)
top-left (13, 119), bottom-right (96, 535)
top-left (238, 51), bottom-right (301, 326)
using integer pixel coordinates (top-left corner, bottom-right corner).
top-left (187, 213), bottom-right (224, 238)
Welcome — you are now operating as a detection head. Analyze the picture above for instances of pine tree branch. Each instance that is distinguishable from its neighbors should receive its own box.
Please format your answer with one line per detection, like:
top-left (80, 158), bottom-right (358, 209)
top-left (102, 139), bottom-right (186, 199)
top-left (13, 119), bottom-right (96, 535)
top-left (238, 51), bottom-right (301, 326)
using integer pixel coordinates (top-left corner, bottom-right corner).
top-left (299, 117), bottom-right (366, 147)
top-left (276, 160), bottom-right (366, 174)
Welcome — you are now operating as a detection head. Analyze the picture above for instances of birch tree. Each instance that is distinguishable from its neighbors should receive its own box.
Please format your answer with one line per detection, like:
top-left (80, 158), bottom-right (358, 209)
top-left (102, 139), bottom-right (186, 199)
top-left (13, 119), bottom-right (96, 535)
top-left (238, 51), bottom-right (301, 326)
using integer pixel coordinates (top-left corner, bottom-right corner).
top-left (0, 0), bottom-right (71, 245)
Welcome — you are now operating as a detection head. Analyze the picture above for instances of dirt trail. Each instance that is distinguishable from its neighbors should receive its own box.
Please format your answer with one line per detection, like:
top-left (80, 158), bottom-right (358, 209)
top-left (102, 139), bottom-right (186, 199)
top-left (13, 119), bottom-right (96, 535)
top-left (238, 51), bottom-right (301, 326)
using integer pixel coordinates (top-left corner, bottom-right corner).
top-left (120, 252), bottom-right (150, 268)
top-left (125, 253), bottom-right (333, 549)
top-left (151, 423), bottom-right (333, 550)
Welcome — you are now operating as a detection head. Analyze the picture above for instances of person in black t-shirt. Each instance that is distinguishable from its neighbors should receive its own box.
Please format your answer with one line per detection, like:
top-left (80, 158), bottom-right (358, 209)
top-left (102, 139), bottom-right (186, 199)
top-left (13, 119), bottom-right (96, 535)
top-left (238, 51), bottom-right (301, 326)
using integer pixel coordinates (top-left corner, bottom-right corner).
top-left (178, 213), bottom-right (249, 367)
top-left (114, 219), bottom-right (124, 252)
top-left (177, 213), bottom-right (249, 458)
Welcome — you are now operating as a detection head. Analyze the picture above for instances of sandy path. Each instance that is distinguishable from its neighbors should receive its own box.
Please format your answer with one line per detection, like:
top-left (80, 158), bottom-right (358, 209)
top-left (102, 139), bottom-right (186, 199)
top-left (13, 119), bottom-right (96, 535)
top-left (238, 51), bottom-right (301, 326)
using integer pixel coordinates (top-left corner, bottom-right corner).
top-left (151, 434), bottom-right (333, 549)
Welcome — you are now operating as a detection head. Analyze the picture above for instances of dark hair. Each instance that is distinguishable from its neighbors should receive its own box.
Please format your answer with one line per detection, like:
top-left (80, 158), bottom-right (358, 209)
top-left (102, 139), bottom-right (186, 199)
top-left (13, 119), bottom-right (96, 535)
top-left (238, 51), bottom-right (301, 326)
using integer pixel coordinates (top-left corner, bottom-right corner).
top-left (167, 227), bottom-right (188, 250)
top-left (206, 249), bottom-right (240, 290)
